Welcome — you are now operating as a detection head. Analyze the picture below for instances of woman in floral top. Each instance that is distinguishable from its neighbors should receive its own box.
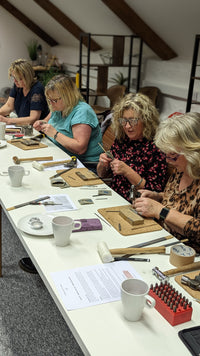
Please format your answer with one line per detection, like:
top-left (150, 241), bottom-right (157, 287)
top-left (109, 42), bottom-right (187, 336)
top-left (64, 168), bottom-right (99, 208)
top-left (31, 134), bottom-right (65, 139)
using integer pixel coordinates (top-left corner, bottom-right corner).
top-left (134, 113), bottom-right (200, 253)
top-left (97, 93), bottom-right (167, 201)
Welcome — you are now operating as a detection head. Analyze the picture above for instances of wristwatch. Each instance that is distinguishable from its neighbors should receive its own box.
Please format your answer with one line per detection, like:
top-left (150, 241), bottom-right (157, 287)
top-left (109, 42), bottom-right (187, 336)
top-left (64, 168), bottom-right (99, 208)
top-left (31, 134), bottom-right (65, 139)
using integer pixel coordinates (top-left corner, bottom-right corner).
top-left (159, 207), bottom-right (170, 220)
top-left (54, 131), bottom-right (59, 140)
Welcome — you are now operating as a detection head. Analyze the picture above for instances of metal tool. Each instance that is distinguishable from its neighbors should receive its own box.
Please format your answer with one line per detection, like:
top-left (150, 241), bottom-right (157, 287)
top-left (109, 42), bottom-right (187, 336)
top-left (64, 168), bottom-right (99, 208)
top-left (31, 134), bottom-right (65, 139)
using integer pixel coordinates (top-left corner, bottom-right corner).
top-left (6, 196), bottom-right (50, 211)
top-left (98, 142), bottom-right (114, 159)
top-left (64, 156), bottom-right (77, 167)
top-left (121, 235), bottom-right (173, 259)
top-left (181, 273), bottom-right (200, 291)
top-left (152, 261), bottom-right (200, 282)
top-left (13, 155), bottom-right (53, 164)
top-left (49, 167), bottom-right (73, 180)
top-left (30, 201), bottom-right (62, 205)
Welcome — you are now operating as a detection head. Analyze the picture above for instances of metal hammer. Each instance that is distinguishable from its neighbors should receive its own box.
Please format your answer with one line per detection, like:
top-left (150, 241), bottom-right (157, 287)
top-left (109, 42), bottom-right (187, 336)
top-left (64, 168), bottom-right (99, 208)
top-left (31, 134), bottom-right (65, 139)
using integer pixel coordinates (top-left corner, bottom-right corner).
top-left (13, 155), bottom-right (53, 164)
top-left (152, 261), bottom-right (200, 282)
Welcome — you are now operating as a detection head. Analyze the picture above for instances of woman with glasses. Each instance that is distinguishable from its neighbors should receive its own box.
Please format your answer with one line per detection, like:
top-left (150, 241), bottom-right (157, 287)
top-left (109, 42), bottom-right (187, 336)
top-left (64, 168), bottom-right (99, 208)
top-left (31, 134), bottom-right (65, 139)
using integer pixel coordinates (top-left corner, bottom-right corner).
top-left (134, 112), bottom-right (200, 252)
top-left (97, 93), bottom-right (167, 201)
top-left (33, 74), bottom-right (103, 163)
top-left (0, 59), bottom-right (49, 124)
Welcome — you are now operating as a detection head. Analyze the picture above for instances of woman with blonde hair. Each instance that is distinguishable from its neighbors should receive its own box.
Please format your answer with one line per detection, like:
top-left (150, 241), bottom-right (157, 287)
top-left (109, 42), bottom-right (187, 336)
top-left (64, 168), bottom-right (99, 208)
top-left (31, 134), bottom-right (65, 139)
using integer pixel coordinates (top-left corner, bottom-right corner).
top-left (134, 112), bottom-right (200, 252)
top-left (34, 74), bottom-right (103, 162)
top-left (0, 58), bottom-right (49, 124)
top-left (97, 93), bottom-right (167, 201)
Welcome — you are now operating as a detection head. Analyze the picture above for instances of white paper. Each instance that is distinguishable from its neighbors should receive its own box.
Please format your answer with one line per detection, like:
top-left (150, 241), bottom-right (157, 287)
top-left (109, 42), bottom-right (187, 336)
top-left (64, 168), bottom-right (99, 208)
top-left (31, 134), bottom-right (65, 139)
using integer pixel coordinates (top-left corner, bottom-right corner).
top-left (42, 194), bottom-right (77, 213)
top-left (51, 261), bottom-right (142, 310)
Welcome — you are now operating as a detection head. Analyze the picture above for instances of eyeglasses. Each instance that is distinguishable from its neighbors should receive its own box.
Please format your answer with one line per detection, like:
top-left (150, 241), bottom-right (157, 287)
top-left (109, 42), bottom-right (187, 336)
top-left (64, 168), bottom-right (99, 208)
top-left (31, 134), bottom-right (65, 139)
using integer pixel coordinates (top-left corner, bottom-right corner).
top-left (119, 117), bottom-right (140, 127)
top-left (166, 153), bottom-right (180, 162)
top-left (47, 97), bottom-right (62, 103)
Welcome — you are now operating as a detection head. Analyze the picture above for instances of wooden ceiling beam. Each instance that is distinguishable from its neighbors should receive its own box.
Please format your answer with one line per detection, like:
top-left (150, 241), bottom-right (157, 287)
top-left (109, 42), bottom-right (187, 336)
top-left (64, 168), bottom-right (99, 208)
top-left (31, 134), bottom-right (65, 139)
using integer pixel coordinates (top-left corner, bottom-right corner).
top-left (101, 0), bottom-right (177, 60)
top-left (0, 0), bottom-right (58, 47)
top-left (33, 0), bottom-right (102, 52)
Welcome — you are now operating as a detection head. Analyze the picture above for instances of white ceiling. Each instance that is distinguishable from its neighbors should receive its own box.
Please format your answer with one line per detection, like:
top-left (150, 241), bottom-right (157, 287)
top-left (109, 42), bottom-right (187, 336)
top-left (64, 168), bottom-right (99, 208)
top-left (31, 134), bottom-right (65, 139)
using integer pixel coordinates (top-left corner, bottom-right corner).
top-left (5, 0), bottom-right (200, 59)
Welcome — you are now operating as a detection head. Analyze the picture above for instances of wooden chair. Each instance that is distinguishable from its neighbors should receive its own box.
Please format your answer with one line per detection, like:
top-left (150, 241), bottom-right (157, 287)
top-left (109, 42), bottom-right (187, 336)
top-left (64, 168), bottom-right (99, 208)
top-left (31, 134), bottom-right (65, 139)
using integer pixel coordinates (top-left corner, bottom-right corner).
top-left (92, 85), bottom-right (126, 114)
top-left (138, 86), bottom-right (161, 108)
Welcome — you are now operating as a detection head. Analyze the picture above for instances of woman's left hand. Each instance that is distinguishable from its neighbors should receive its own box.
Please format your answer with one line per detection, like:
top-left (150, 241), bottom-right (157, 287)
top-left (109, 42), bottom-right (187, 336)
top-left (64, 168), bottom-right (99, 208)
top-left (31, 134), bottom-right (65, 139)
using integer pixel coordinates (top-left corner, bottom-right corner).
top-left (134, 196), bottom-right (163, 219)
top-left (0, 115), bottom-right (9, 123)
top-left (110, 159), bottom-right (129, 176)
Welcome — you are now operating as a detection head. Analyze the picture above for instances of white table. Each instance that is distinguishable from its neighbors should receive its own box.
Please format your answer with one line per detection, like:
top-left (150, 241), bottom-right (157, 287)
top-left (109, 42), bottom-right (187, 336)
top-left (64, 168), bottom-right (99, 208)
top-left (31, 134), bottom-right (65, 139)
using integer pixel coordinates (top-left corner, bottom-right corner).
top-left (0, 135), bottom-right (199, 356)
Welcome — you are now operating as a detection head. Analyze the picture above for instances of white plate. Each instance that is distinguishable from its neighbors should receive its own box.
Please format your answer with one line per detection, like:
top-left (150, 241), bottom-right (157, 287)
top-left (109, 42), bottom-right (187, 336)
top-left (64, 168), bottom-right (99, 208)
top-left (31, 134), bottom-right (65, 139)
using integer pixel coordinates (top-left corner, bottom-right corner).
top-left (0, 140), bottom-right (7, 148)
top-left (17, 213), bottom-right (53, 236)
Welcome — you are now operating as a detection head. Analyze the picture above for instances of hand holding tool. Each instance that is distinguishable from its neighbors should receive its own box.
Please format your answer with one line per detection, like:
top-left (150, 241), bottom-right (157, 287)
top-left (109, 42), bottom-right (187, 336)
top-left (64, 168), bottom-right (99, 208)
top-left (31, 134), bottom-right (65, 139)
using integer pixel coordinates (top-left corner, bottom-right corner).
top-left (98, 142), bottom-right (114, 159)
top-left (13, 156), bottom-right (53, 164)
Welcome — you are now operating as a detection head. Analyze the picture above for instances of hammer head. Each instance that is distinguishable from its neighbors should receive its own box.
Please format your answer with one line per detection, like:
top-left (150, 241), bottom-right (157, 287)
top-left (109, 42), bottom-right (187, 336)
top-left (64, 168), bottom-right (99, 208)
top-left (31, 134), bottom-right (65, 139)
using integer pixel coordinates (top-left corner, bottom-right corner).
top-left (13, 156), bottom-right (20, 164)
top-left (152, 266), bottom-right (169, 282)
top-left (32, 161), bottom-right (44, 171)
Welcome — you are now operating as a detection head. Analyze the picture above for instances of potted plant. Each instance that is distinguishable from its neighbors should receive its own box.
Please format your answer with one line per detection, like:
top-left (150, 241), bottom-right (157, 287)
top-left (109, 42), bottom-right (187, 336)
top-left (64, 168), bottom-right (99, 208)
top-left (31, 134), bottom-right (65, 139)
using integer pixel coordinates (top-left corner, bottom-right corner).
top-left (26, 39), bottom-right (38, 63)
top-left (110, 71), bottom-right (128, 86)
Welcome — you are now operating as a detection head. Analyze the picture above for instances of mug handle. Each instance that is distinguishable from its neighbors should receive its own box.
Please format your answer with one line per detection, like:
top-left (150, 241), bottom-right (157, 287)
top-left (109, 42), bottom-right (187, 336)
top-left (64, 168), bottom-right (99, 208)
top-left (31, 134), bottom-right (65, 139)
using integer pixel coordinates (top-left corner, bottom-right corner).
top-left (145, 295), bottom-right (155, 309)
top-left (73, 221), bottom-right (82, 231)
top-left (24, 170), bottom-right (30, 176)
top-left (0, 171), bottom-right (8, 176)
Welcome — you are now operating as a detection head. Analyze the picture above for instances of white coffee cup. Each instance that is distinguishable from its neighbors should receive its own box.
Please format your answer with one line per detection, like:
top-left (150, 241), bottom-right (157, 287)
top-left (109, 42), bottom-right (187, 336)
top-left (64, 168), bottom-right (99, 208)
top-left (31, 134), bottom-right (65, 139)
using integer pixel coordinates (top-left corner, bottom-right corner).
top-left (8, 165), bottom-right (30, 187)
top-left (52, 216), bottom-right (82, 247)
top-left (0, 122), bottom-right (6, 140)
top-left (121, 278), bottom-right (155, 322)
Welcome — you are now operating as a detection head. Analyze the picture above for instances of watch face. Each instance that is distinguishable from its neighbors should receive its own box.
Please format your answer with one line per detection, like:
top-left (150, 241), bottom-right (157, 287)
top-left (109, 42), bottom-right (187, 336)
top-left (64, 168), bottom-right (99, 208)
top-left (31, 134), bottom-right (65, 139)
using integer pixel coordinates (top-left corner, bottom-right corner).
top-left (160, 207), bottom-right (169, 220)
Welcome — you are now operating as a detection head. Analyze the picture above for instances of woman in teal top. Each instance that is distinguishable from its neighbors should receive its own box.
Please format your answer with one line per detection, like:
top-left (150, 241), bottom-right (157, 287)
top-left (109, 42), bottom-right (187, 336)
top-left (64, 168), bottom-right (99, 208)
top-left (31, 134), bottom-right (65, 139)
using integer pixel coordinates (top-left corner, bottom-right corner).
top-left (34, 74), bottom-right (103, 163)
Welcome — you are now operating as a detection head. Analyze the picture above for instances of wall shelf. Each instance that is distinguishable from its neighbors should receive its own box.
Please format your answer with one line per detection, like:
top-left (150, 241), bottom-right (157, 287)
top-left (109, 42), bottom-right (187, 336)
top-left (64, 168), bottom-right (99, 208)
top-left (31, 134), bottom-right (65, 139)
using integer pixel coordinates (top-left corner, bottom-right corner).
top-left (78, 33), bottom-right (143, 103)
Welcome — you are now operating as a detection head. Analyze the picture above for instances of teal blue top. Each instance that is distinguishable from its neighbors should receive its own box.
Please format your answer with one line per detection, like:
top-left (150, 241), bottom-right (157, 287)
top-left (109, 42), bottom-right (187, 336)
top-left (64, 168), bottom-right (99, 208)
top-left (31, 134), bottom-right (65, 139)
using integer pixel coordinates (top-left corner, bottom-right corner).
top-left (48, 101), bottom-right (103, 162)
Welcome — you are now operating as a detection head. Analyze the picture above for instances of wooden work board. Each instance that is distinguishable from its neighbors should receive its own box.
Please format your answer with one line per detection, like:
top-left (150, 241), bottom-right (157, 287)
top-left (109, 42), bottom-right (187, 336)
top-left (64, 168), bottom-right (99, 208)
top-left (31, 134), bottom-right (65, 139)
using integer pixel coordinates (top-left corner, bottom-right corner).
top-left (98, 205), bottom-right (162, 236)
top-left (57, 168), bottom-right (103, 187)
top-left (8, 140), bottom-right (48, 150)
top-left (175, 270), bottom-right (200, 303)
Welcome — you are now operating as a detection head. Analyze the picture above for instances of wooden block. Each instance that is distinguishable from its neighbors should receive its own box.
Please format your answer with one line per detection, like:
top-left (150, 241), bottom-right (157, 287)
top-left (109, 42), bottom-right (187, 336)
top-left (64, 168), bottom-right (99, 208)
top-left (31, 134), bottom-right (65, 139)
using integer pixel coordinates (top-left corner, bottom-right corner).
top-left (119, 207), bottom-right (144, 226)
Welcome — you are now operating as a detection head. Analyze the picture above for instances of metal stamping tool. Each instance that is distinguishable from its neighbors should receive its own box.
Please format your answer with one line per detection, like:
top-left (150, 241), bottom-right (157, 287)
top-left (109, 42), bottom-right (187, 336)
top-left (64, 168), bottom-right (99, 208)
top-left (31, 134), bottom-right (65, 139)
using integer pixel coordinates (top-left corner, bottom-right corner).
top-left (98, 142), bottom-right (114, 159)
top-left (152, 261), bottom-right (200, 281)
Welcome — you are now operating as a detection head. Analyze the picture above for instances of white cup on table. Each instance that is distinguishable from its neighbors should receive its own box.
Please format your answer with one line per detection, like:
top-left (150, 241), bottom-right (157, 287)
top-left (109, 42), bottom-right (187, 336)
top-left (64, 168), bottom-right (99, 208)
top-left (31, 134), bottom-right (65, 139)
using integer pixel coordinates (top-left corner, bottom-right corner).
top-left (121, 278), bottom-right (155, 322)
top-left (7, 166), bottom-right (30, 187)
top-left (52, 216), bottom-right (82, 247)
top-left (0, 122), bottom-right (6, 140)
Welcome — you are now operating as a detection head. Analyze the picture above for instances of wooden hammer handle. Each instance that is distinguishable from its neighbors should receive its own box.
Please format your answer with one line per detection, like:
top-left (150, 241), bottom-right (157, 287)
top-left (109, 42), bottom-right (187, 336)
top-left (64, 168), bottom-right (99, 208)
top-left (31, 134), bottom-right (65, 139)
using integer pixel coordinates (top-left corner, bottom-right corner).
top-left (19, 156), bottom-right (53, 162)
top-left (42, 159), bottom-right (70, 167)
top-left (164, 261), bottom-right (200, 276)
top-left (110, 246), bottom-right (165, 255)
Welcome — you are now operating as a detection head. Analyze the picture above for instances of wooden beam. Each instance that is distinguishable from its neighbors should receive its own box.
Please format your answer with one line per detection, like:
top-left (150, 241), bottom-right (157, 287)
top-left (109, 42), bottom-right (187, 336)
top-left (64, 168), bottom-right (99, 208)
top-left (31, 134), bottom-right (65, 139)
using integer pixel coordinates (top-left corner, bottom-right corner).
top-left (33, 0), bottom-right (102, 52)
top-left (0, 0), bottom-right (58, 47)
top-left (101, 0), bottom-right (177, 60)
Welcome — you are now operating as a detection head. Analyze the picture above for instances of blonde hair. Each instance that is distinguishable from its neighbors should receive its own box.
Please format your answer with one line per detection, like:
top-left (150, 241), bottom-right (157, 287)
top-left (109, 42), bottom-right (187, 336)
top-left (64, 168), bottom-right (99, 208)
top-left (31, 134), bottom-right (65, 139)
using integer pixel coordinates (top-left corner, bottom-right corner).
top-left (155, 112), bottom-right (200, 179)
top-left (111, 93), bottom-right (159, 141)
top-left (45, 74), bottom-right (84, 116)
top-left (8, 58), bottom-right (36, 89)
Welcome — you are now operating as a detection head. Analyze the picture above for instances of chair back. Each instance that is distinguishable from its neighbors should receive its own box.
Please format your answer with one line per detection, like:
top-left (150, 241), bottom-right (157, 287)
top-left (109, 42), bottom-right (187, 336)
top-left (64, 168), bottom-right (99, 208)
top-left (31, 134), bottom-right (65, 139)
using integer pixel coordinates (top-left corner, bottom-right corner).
top-left (107, 85), bottom-right (126, 107)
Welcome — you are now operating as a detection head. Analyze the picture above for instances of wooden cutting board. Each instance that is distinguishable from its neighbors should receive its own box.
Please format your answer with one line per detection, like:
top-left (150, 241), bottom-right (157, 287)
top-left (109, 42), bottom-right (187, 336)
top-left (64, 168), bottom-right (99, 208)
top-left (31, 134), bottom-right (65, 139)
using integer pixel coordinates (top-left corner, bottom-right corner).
top-left (98, 205), bottom-right (162, 236)
top-left (8, 140), bottom-right (48, 150)
top-left (175, 270), bottom-right (200, 303)
top-left (57, 168), bottom-right (103, 187)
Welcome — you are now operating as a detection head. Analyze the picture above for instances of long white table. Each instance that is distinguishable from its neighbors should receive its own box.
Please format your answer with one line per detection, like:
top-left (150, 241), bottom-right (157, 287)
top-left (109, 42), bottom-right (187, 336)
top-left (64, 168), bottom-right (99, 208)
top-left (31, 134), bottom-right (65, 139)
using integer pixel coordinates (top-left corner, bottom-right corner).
top-left (0, 134), bottom-right (199, 356)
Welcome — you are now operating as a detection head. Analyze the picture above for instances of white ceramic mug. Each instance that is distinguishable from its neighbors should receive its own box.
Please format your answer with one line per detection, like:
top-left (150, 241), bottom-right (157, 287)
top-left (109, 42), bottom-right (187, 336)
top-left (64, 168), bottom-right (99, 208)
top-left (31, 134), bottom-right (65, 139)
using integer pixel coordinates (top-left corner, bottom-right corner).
top-left (8, 166), bottom-right (30, 187)
top-left (121, 278), bottom-right (155, 322)
top-left (0, 122), bottom-right (6, 140)
top-left (52, 216), bottom-right (82, 247)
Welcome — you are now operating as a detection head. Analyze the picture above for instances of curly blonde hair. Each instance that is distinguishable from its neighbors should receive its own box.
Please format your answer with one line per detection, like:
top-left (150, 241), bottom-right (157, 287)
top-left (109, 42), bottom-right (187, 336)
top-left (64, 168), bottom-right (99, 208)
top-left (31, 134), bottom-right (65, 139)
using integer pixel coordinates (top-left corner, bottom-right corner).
top-left (8, 58), bottom-right (37, 89)
top-left (111, 93), bottom-right (159, 141)
top-left (45, 74), bottom-right (84, 116)
top-left (155, 112), bottom-right (200, 179)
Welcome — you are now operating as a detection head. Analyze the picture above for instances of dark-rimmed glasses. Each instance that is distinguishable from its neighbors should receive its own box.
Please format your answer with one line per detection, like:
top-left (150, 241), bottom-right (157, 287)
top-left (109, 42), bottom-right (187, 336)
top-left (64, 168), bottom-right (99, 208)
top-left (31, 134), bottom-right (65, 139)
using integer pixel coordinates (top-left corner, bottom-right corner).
top-left (119, 117), bottom-right (140, 127)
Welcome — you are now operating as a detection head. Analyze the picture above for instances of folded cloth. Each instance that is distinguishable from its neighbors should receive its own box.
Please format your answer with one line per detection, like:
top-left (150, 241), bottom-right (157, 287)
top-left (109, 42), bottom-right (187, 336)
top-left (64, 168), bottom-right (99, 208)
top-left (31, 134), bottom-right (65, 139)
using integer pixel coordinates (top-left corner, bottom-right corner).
top-left (73, 218), bottom-right (102, 232)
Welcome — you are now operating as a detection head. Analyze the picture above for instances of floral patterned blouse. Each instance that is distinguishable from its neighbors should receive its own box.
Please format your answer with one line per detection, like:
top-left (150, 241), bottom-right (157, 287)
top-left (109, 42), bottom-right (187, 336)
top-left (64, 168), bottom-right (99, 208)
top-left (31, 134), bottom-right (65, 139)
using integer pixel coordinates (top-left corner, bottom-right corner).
top-left (109, 136), bottom-right (167, 202)
top-left (161, 170), bottom-right (200, 252)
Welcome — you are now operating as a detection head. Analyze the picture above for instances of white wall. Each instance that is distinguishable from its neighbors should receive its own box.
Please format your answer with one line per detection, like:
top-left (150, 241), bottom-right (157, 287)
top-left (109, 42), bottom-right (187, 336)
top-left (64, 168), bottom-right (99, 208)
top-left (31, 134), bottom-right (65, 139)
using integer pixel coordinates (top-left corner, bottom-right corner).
top-left (0, 7), bottom-right (50, 89)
